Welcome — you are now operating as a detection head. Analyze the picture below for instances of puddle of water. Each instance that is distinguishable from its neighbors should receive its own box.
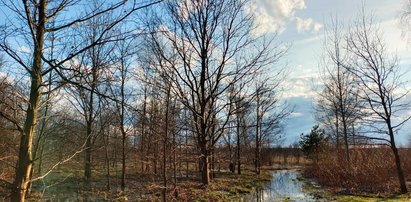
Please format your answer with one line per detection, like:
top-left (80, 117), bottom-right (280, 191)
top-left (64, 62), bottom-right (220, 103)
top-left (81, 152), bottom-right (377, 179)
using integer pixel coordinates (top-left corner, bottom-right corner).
top-left (241, 170), bottom-right (316, 202)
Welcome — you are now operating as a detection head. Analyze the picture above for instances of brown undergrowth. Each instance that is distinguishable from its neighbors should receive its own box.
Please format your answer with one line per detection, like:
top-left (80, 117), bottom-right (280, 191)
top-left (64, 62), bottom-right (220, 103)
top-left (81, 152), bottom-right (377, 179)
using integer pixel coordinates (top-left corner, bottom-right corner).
top-left (303, 147), bottom-right (411, 194)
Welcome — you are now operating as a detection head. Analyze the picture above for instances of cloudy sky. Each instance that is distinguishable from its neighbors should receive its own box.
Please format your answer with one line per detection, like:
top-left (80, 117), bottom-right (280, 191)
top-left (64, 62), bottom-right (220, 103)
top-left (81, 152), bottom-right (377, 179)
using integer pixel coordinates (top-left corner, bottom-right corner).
top-left (249, 0), bottom-right (411, 145)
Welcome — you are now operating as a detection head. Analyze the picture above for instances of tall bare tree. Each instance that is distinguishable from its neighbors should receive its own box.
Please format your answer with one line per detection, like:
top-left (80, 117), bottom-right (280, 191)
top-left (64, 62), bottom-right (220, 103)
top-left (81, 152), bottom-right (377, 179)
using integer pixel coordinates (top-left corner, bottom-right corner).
top-left (253, 76), bottom-right (289, 174)
top-left (346, 12), bottom-right (410, 193)
top-left (109, 34), bottom-right (137, 191)
top-left (147, 0), bottom-right (283, 184)
top-left (65, 22), bottom-right (116, 181)
top-left (316, 18), bottom-right (363, 162)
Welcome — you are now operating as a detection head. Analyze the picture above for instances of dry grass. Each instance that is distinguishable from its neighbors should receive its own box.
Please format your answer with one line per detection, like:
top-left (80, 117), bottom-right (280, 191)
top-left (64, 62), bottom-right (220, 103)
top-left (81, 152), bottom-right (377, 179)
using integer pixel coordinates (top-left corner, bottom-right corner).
top-left (303, 147), bottom-right (411, 194)
top-left (18, 169), bottom-right (272, 201)
top-left (137, 169), bottom-right (272, 201)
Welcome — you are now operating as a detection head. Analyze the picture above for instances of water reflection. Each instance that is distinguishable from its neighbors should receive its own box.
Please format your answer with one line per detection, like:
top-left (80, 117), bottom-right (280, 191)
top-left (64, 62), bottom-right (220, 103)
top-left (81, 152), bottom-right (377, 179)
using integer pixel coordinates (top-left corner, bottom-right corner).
top-left (242, 170), bottom-right (315, 202)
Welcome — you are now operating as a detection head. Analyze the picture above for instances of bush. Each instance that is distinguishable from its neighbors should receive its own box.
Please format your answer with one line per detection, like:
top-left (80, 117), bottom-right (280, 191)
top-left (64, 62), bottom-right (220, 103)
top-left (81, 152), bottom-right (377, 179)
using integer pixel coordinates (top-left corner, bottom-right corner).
top-left (303, 146), bottom-right (410, 194)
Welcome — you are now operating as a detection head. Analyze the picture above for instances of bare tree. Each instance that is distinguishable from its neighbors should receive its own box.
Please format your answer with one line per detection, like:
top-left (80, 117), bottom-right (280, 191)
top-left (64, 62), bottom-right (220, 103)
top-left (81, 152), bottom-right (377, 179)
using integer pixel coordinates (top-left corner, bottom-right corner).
top-left (64, 19), bottom-right (116, 181)
top-left (253, 76), bottom-right (289, 174)
top-left (345, 12), bottom-right (410, 193)
top-left (316, 18), bottom-right (363, 163)
top-left (228, 83), bottom-right (251, 175)
top-left (146, 0), bottom-right (283, 185)
top-left (109, 34), bottom-right (137, 191)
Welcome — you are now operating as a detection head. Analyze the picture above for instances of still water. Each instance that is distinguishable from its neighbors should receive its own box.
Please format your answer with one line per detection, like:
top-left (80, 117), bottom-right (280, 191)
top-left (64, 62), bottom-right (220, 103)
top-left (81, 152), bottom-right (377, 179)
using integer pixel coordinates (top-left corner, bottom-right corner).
top-left (241, 169), bottom-right (316, 202)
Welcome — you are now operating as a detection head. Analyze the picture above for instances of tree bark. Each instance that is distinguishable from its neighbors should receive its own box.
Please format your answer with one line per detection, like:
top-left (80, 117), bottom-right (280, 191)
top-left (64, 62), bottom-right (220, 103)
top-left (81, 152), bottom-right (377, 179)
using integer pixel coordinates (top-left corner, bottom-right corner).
top-left (236, 117), bottom-right (241, 175)
top-left (388, 126), bottom-right (407, 193)
top-left (11, 1), bottom-right (46, 200)
top-left (84, 119), bottom-right (92, 181)
top-left (162, 87), bottom-right (170, 202)
top-left (200, 153), bottom-right (210, 185)
top-left (104, 132), bottom-right (111, 191)
top-left (255, 90), bottom-right (261, 175)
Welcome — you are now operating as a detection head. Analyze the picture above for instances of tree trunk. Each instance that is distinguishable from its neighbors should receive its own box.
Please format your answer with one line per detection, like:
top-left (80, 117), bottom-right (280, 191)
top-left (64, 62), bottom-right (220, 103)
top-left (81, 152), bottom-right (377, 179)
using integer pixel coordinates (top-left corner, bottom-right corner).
top-left (211, 150), bottom-right (215, 179)
top-left (84, 84), bottom-right (95, 181)
top-left (200, 153), bottom-right (210, 185)
top-left (185, 130), bottom-right (189, 179)
top-left (11, 1), bottom-right (46, 200)
top-left (84, 134), bottom-right (92, 181)
top-left (162, 88), bottom-right (170, 202)
top-left (120, 63), bottom-right (127, 191)
top-left (121, 129), bottom-right (126, 190)
top-left (140, 89), bottom-right (147, 173)
top-left (255, 91), bottom-right (261, 175)
top-left (392, 145), bottom-right (407, 193)
top-left (236, 118), bottom-right (241, 175)
top-left (162, 135), bottom-right (167, 202)
top-left (104, 133), bottom-right (111, 191)
top-left (173, 128), bottom-right (177, 188)
top-left (388, 127), bottom-right (407, 193)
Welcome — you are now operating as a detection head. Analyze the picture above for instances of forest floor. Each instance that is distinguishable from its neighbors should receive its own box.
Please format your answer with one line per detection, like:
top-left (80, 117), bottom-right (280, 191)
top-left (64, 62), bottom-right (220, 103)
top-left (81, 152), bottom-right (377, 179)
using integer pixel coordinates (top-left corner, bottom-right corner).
top-left (23, 168), bottom-right (272, 201)
top-left (2, 165), bottom-right (410, 201)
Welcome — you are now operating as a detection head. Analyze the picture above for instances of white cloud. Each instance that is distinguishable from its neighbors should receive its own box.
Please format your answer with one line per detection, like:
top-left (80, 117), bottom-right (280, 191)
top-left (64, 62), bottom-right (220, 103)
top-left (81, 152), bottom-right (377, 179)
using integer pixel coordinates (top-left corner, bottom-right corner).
top-left (313, 23), bottom-right (323, 32)
top-left (246, 0), bottom-right (306, 35)
top-left (17, 46), bottom-right (31, 53)
top-left (293, 34), bottom-right (322, 46)
top-left (289, 112), bottom-right (303, 117)
top-left (246, 0), bottom-right (322, 35)
top-left (282, 66), bottom-right (321, 99)
top-left (295, 17), bottom-right (323, 33)
top-left (295, 17), bottom-right (312, 32)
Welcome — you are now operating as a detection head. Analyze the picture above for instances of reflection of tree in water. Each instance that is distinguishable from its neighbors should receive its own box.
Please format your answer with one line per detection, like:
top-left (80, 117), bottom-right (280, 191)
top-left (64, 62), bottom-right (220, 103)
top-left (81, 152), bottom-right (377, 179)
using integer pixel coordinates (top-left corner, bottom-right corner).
top-left (244, 170), bottom-right (315, 202)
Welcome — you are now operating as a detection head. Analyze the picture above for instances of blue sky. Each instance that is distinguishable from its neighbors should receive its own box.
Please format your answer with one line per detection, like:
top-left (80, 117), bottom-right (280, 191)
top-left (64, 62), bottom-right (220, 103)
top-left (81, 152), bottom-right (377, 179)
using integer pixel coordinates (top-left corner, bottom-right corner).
top-left (249, 0), bottom-right (411, 145)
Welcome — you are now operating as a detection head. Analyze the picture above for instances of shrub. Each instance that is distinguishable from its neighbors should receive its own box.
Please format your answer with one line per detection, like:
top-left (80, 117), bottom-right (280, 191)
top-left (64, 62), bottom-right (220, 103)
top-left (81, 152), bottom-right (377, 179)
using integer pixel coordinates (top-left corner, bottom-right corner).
top-left (303, 146), bottom-right (410, 194)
